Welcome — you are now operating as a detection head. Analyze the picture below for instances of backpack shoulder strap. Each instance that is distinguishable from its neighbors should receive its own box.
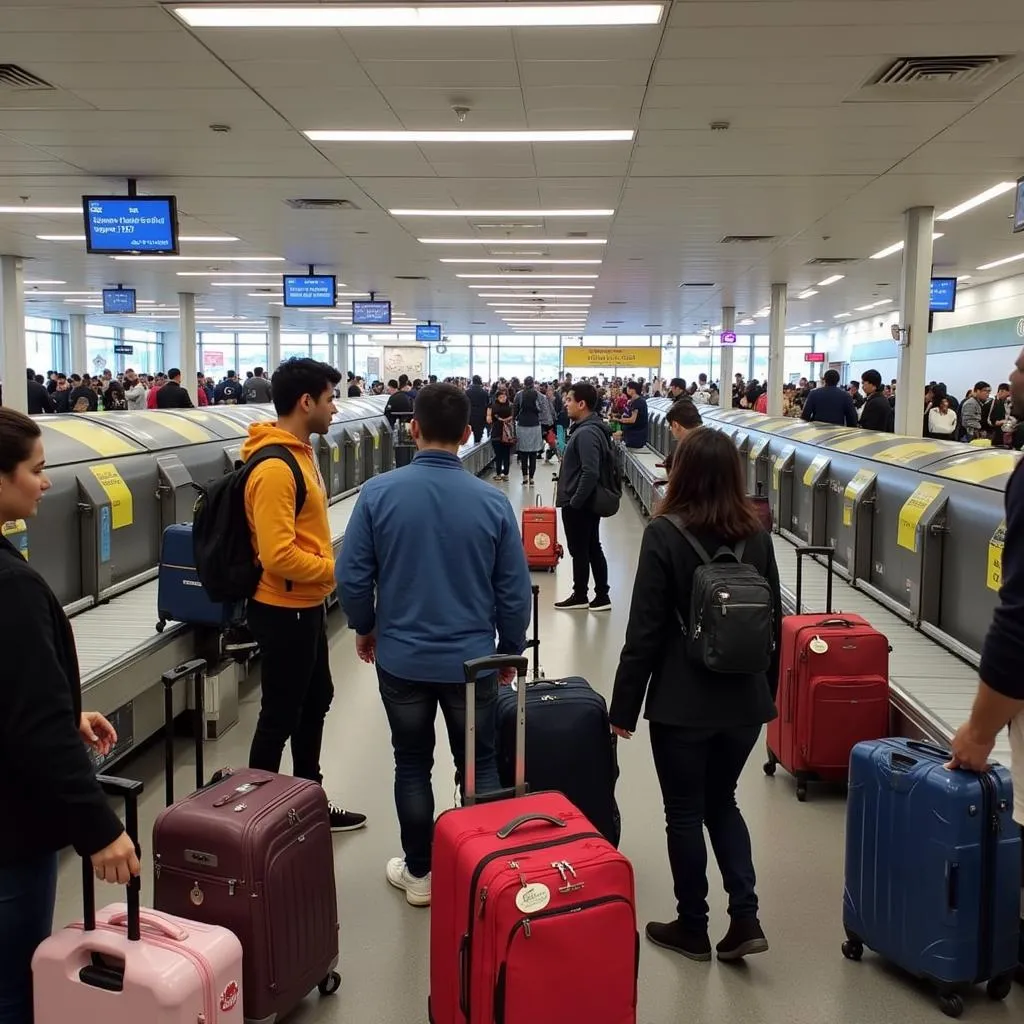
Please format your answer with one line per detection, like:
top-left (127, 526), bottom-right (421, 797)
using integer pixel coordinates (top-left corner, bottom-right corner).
top-left (664, 514), bottom-right (713, 565)
top-left (244, 445), bottom-right (307, 517)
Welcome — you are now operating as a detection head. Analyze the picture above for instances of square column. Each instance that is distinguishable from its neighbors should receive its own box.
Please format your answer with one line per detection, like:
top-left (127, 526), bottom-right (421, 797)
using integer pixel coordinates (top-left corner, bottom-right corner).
top-left (337, 333), bottom-right (350, 376)
top-left (177, 293), bottom-right (198, 406)
top-left (69, 313), bottom-right (88, 377)
top-left (268, 315), bottom-right (281, 371)
top-left (894, 207), bottom-right (935, 437)
top-left (767, 283), bottom-right (787, 416)
top-left (0, 256), bottom-right (26, 412)
top-left (719, 306), bottom-right (735, 396)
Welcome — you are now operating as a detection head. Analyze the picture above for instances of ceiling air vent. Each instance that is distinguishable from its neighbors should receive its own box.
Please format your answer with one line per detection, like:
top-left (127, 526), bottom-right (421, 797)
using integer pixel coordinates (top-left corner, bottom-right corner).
top-left (720, 235), bottom-right (775, 244)
top-left (495, 265), bottom-right (536, 273)
top-left (284, 198), bottom-right (359, 210)
top-left (394, 275), bottom-right (428, 281)
top-left (680, 281), bottom-right (715, 288)
top-left (0, 65), bottom-right (55, 90)
top-left (806, 257), bottom-right (860, 266)
top-left (851, 55), bottom-right (1020, 102)
top-left (566, 231), bottom-right (590, 238)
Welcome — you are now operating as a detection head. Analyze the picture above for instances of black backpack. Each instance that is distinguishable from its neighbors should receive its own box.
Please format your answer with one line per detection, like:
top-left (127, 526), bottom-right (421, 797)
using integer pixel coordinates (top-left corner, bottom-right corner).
top-left (666, 515), bottom-right (775, 674)
top-left (589, 425), bottom-right (623, 518)
top-left (192, 446), bottom-right (307, 603)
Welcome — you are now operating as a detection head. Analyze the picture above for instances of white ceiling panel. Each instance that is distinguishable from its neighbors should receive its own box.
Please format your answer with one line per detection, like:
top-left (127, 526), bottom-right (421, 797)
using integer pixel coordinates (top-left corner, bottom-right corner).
top-left (519, 60), bottom-right (655, 88)
top-left (339, 28), bottom-right (516, 62)
top-left (28, 62), bottom-right (242, 91)
top-left (376, 87), bottom-right (526, 113)
top-left (226, 59), bottom-right (377, 90)
top-left (0, 31), bottom-right (212, 62)
top-left (359, 60), bottom-right (521, 89)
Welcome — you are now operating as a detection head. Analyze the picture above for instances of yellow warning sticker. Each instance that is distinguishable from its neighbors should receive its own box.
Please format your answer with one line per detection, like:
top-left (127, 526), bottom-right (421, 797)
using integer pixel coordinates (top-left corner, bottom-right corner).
top-left (987, 520), bottom-right (1006, 592)
top-left (44, 419), bottom-right (138, 457)
top-left (828, 432), bottom-right (888, 453)
top-left (897, 482), bottom-right (945, 553)
top-left (333, 446), bottom-right (340, 463)
top-left (374, 433), bottom-right (380, 450)
top-left (803, 455), bottom-right (830, 487)
top-left (152, 414), bottom-right (213, 444)
top-left (874, 441), bottom-right (949, 466)
top-left (842, 469), bottom-right (875, 527)
top-left (1, 520), bottom-right (28, 560)
top-left (90, 463), bottom-right (134, 529)
top-left (937, 452), bottom-right (1021, 486)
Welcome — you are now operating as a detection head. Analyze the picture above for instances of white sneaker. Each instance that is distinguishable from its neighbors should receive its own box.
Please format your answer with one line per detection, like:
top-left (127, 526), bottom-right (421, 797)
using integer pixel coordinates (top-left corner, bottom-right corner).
top-left (386, 857), bottom-right (431, 907)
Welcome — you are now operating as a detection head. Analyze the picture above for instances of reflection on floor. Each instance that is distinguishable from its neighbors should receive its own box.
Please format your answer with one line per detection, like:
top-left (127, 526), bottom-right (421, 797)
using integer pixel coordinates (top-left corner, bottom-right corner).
top-left (56, 467), bottom-right (1021, 1024)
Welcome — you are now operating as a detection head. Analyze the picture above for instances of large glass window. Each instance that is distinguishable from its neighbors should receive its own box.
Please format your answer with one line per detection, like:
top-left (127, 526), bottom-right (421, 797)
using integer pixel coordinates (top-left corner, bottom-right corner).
top-left (430, 345), bottom-right (471, 380)
top-left (25, 316), bottom-right (62, 374)
top-left (281, 333), bottom-right (311, 361)
top-left (198, 332), bottom-right (235, 379)
top-left (311, 333), bottom-right (330, 365)
top-left (535, 347), bottom-right (561, 381)
top-left (85, 323), bottom-right (117, 377)
top-left (121, 327), bottom-right (163, 376)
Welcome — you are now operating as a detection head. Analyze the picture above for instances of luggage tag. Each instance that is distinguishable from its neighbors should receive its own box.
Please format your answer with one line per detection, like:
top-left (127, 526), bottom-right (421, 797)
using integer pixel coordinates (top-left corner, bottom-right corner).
top-left (809, 635), bottom-right (829, 655)
top-left (510, 860), bottom-right (552, 914)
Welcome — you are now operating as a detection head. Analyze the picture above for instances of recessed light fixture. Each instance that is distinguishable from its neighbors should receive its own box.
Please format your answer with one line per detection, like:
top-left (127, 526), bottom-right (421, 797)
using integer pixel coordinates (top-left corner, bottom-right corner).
top-left (817, 274), bottom-right (844, 287)
top-left (112, 255), bottom-right (285, 262)
top-left (24, 279), bottom-right (66, 285)
top-left (796, 289), bottom-right (818, 300)
top-left (307, 130), bottom-right (633, 143)
top-left (488, 303), bottom-right (590, 308)
top-left (956, 274), bottom-right (972, 282)
top-left (391, 208), bottom-right (614, 217)
top-left (799, 322), bottom-right (812, 328)
top-left (477, 293), bottom-right (593, 299)
top-left (38, 234), bottom-right (239, 242)
top-left (418, 237), bottom-right (607, 245)
top-left (0, 205), bottom-right (80, 214)
top-left (854, 303), bottom-right (876, 312)
top-left (24, 290), bottom-right (100, 296)
top-left (469, 283), bottom-right (595, 290)
top-left (738, 318), bottom-right (756, 326)
top-left (936, 181), bottom-right (1016, 222)
top-left (457, 273), bottom-right (599, 279)
top-left (177, 271), bottom-right (285, 277)
top-left (834, 312), bottom-right (853, 318)
top-left (977, 251), bottom-right (1024, 271)
top-left (441, 258), bottom-right (601, 265)
top-left (870, 234), bottom-right (943, 260)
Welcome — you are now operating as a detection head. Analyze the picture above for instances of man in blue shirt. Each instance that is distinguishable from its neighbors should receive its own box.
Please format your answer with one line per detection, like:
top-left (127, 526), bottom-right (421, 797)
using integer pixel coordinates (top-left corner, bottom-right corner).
top-left (338, 383), bottom-right (531, 907)
top-left (800, 369), bottom-right (858, 427)
top-left (618, 380), bottom-right (649, 448)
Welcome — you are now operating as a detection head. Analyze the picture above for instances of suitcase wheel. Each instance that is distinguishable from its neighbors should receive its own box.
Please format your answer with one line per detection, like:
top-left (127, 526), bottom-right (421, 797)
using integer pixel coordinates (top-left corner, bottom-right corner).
top-left (986, 974), bottom-right (1013, 1002)
top-left (841, 940), bottom-right (863, 962)
top-left (938, 993), bottom-right (964, 1019)
top-left (155, 618), bottom-right (166, 633)
top-left (796, 781), bottom-right (808, 802)
top-left (318, 971), bottom-right (341, 997)
top-left (762, 747), bottom-right (777, 777)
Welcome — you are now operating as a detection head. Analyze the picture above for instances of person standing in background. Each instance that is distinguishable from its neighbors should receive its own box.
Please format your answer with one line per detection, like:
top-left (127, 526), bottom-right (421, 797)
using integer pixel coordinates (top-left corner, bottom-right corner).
top-left (800, 369), bottom-right (858, 427)
top-left (513, 376), bottom-right (544, 486)
top-left (465, 375), bottom-right (490, 444)
top-left (487, 386), bottom-right (515, 481)
top-left (859, 370), bottom-right (894, 432)
top-left (961, 382), bottom-right (990, 441)
top-left (243, 367), bottom-right (273, 404)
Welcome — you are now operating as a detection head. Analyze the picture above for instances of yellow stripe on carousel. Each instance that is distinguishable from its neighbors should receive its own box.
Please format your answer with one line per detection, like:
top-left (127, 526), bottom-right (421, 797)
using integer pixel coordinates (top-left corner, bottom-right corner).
top-left (44, 419), bottom-right (139, 457)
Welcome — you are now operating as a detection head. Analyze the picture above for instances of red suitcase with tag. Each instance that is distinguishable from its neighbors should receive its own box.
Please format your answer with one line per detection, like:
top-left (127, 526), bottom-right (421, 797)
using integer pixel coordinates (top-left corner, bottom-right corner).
top-left (522, 495), bottom-right (564, 572)
top-left (765, 546), bottom-right (890, 801)
top-left (429, 655), bottom-right (639, 1024)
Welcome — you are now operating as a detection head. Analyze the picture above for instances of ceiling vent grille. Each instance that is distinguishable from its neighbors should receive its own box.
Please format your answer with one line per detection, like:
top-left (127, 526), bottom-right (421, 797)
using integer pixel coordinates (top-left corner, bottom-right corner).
top-left (806, 257), bottom-right (860, 266)
top-left (720, 235), bottom-right (775, 244)
top-left (284, 198), bottom-right (359, 210)
top-left (566, 231), bottom-right (590, 238)
top-left (495, 265), bottom-right (536, 273)
top-left (874, 55), bottom-right (1006, 87)
top-left (680, 281), bottom-right (715, 288)
top-left (0, 65), bottom-right (55, 90)
top-left (851, 54), bottom-right (1019, 102)
top-left (394, 275), bottom-right (428, 280)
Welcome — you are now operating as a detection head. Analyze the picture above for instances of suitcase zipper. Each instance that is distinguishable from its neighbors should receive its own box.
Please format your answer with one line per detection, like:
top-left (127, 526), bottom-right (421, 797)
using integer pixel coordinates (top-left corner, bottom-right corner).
top-left (156, 863), bottom-right (241, 898)
top-left (976, 771), bottom-right (1000, 983)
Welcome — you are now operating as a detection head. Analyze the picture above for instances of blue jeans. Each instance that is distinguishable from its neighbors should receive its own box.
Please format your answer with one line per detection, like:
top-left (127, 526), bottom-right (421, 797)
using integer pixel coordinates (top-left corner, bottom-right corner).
top-left (0, 853), bottom-right (58, 1024)
top-left (378, 667), bottom-right (501, 878)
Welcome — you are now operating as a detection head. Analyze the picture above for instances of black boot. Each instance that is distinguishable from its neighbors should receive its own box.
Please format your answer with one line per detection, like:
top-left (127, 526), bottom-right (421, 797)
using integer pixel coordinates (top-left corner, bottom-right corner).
top-left (645, 920), bottom-right (711, 962)
top-left (716, 917), bottom-right (768, 961)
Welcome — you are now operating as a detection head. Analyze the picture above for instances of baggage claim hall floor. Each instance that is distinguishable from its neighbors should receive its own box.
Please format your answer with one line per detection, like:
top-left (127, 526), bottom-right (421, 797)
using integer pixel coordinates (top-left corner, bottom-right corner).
top-left (51, 479), bottom-right (1023, 1024)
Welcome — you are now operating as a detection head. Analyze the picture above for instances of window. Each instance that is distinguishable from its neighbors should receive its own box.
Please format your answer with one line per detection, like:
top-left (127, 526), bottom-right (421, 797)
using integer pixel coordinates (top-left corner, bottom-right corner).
top-left (85, 323), bottom-right (117, 377)
top-left (198, 332), bottom-right (235, 378)
top-left (311, 333), bottom-right (330, 365)
top-left (24, 316), bottom-right (62, 374)
top-left (497, 342), bottom-right (534, 379)
top-left (535, 347), bottom-right (561, 382)
top-left (471, 336), bottom-right (493, 382)
top-left (281, 333), bottom-right (311, 361)
top-left (429, 345), bottom-right (470, 379)
top-left (121, 327), bottom-right (163, 376)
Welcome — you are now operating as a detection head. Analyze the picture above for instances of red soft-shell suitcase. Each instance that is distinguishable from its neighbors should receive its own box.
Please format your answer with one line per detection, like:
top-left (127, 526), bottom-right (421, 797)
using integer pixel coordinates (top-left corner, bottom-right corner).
top-left (522, 495), bottom-right (564, 572)
top-left (430, 654), bottom-right (639, 1024)
top-left (151, 661), bottom-right (342, 1024)
top-left (765, 546), bottom-right (890, 801)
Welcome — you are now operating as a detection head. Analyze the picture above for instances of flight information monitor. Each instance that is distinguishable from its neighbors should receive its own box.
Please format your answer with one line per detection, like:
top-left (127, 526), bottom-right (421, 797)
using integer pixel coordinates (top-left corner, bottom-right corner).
top-left (83, 195), bottom-right (179, 255)
top-left (352, 300), bottom-right (392, 325)
top-left (102, 288), bottom-right (137, 314)
top-left (416, 323), bottom-right (442, 342)
top-left (283, 275), bottom-right (336, 308)
top-left (929, 277), bottom-right (957, 313)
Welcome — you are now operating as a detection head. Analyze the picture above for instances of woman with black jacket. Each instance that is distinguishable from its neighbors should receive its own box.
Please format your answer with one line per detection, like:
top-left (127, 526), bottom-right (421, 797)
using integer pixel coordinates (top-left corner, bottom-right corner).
top-left (610, 427), bottom-right (781, 965)
top-left (0, 409), bottom-right (140, 1023)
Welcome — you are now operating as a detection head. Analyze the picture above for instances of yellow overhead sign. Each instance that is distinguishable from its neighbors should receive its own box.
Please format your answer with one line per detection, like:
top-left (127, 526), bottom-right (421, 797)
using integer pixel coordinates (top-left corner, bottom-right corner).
top-left (563, 347), bottom-right (662, 368)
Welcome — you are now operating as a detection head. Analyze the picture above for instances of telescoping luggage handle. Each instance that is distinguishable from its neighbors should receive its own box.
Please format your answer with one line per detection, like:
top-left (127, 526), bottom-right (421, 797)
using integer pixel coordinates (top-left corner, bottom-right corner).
top-left (162, 659), bottom-right (206, 807)
top-left (463, 654), bottom-right (529, 807)
top-left (794, 546), bottom-right (835, 614)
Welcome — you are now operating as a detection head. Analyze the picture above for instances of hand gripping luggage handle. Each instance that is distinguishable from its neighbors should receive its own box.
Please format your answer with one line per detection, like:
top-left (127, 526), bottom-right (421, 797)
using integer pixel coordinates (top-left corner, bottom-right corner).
top-left (795, 546), bottom-right (835, 614)
top-left (82, 776), bottom-right (144, 942)
top-left (162, 658), bottom-right (206, 807)
top-left (496, 813), bottom-right (568, 840)
top-left (463, 655), bottom-right (529, 807)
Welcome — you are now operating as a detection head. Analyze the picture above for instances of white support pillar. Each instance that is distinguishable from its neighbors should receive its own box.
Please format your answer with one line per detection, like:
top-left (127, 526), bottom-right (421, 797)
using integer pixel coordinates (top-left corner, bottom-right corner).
top-left (177, 292), bottom-right (198, 406)
top-left (268, 315), bottom-right (282, 371)
top-left (0, 256), bottom-right (26, 413)
top-left (719, 306), bottom-right (735, 399)
top-left (69, 313), bottom-right (88, 377)
top-left (894, 206), bottom-right (935, 437)
top-left (767, 283), bottom-right (787, 417)
top-left (327, 332), bottom-right (336, 369)
top-left (337, 333), bottom-right (350, 376)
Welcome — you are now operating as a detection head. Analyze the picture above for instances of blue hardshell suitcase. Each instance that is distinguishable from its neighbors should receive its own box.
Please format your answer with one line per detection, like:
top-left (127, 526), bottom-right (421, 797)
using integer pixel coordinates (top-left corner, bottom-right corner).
top-left (843, 738), bottom-right (1021, 1015)
top-left (156, 524), bottom-right (244, 631)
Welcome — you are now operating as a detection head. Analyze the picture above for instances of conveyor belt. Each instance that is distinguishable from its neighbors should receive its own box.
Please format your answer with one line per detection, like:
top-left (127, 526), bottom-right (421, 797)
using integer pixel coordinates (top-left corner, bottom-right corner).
top-left (329, 492), bottom-right (360, 545)
top-left (627, 447), bottom-right (664, 475)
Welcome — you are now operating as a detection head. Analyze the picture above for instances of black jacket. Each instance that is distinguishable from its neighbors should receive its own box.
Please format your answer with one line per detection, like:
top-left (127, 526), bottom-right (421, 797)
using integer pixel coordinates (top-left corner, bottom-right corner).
top-left (555, 413), bottom-right (612, 511)
top-left (801, 385), bottom-right (858, 427)
top-left (609, 519), bottom-right (781, 731)
top-left (68, 385), bottom-right (99, 412)
top-left (214, 379), bottom-right (246, 404)
top-left (859, 390), bottom-right (894, 432)
top-left (27, 380), bottom-right (55, 414)
top-left (156, 380), bottom-right (194, 409)
top-left (383, 389), bottom-right (414, 427)
top-left (0, 537), bottom-right (124, 866)
top-left (466, 384), bottom-right (490, 423)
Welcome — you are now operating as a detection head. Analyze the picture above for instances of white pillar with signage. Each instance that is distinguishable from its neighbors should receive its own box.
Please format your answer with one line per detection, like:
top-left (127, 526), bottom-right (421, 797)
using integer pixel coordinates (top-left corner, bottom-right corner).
top-left (69, 313), bottom-right (88, 377)
top-left (0, 256), bottom-right (26, 413)
top-left (894, 206), bottom-right (935, 437)
top-left (268, 315), bottom-right (281, 372)
top-left (719, 306), bottom-right (736, 398)
top-left (767, 283), bottom-right (787, 416)
top-left (177, 292), bottom-right (198, 406)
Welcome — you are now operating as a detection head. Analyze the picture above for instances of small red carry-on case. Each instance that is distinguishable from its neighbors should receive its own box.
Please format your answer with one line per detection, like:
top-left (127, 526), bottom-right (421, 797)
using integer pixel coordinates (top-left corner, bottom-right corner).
top-left (765, 546), bottom-right (890, 801)
top-left (522, 494), bottom-right (564, 572)
top-left (429, 654), bottom-right (639, 1024)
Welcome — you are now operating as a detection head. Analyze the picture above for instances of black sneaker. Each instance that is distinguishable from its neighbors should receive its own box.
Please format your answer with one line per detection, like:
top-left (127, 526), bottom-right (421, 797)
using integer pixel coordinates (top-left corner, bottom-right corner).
top-left (716, 917), bottom-right (768, 961)
top-left (329, 803), bottom-right (367, 833)
top-left (645, 920), bottom-right (712, 962)
top-left (554, 594), bottom-right (590, 610)
top-left (589, 595), bottom-right (611, 611)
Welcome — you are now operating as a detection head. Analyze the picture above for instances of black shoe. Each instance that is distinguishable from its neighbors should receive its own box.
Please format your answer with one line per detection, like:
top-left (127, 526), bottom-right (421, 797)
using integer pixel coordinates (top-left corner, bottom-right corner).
top-left (329, 803), bottom-right (367, 833)
top-left (716, 917), bottom-right (768, 961)
top-left (589, 595), bottom-right (611, 611)
top-left (645, 920), bottom-right (712, 962)
top-left (554, 594), bottom-right (590, 610)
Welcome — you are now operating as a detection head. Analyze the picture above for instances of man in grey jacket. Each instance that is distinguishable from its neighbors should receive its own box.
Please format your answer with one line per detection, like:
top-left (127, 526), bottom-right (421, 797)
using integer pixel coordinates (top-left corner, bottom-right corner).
top-left (243, 366), bottom-right (274, 404)
top-left (554, 381), bottom-right (612, 611)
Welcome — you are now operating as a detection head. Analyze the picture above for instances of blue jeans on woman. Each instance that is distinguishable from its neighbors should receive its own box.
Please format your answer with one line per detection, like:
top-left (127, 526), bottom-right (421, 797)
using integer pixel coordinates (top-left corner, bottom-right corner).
top-left (377, 667), bottom-right (501, 878)
top-left (0, 853), bottom-right (58, 1024)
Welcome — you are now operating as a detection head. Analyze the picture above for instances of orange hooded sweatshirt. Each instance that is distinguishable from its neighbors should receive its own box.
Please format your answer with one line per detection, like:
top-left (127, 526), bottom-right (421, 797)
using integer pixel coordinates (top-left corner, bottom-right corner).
top-left (240, 423), bottom-right (335, 608)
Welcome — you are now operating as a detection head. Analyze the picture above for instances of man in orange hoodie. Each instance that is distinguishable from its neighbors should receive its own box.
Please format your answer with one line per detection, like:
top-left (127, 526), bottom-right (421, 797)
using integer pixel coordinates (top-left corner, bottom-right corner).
top-left (240, 357), bottom-right (366, 833)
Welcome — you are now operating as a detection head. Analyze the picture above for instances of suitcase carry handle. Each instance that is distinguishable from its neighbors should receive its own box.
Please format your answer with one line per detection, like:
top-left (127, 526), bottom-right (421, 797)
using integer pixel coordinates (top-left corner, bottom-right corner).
top-left (162, 659), bottom-right (206, 807)
top-left (82, 776), bottom-right (144, 942)
top-left (795, 546), bottom-right (835, 614)
top-left (463, 655), bottom-right (529, 806)
top-left (108, 909), bottom-right (189, 942)
top-left (816, 618), bottom-right (857, 629)
top-left (496, 813), bottom-right (568, 840)
top-left (905, 740), bottom-right (953, 760)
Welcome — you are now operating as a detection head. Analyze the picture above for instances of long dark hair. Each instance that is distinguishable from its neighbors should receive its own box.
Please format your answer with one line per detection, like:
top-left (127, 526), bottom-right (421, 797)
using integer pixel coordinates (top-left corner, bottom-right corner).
top-left (655, 427), bottom-right (761, 542)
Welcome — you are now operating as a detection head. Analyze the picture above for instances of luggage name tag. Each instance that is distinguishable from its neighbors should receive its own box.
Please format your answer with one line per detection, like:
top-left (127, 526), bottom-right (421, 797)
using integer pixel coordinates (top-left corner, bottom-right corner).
top-left (809, 635), bottom-right (829, 655)
top-left (190, 883), bottom-right (205, 907)
top-left (511, 860), bottom-right (552, 914)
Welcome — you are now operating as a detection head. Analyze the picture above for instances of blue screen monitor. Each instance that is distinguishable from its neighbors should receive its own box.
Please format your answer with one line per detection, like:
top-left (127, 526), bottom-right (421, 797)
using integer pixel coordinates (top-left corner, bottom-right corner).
top-left (416, 323), bottom-right (442, 342)
top-left (102, 288), bottom-right (136, 314)
top-left (283, 275), bottom-right (336, 308)
top-left (1014, 177), bottom-right (1024, 233)
top-left (82, 195), bottom-right (179, 255)
top-left (352, 300), bottom-right (392, 325)
top-left (929, 277), bottom-right (957, 313)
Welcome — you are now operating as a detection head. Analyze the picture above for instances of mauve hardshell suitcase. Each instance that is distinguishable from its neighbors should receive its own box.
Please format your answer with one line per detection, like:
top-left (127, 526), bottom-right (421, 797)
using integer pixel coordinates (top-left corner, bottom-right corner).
top-left (430, 654), bottom-right (639, 1024)
top-left (156, 523), bottom-right (244, 632)
top-left (521, 495), bottom-right (563, 572)
top-left (842, 738), bottom-right (1020, 1016)
top-left (33, 777), bottom-right (245, 1024)
top-left (765, 546), bottom-right (890, 800)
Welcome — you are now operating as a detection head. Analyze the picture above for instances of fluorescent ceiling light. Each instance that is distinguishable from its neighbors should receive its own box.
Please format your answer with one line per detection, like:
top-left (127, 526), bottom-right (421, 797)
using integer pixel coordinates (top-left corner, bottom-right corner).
top-left (38, 234), bottom-right (238, 242)
top-left (25, 290), bottom-right (99, 296)
top-left (737, 318), bottom-right (756, 326)
top-left (854, 303), bottom-right (876, 312)
top-left (489, 303), bottom-right (590, 308)
top-left (799, 323), bottom-right (812, 328)
top-left (307, 130), bottom-right (633, 143)
top-left (936, 181), bottom-right (1016, 222)
top-left (478, 293), bottom-right (593, 299)
top-left (457, 273), bottom-right (599, 279)
top-left (870, 234), bottom-right (943, 260)
top-left (470, 284), bottom-right (594, 290)
top-left (797, 289), bottom-right (818, 300)
top-left (0, 205), bottom-right (80, 214)
top-left (957, 275), bottom-right (972, 282)
top-left (178, 271), bottom-right (284, 277)
top-left (834, 312), bottom-right (852, 318)
top-left (419, 237), bottom-right (606, 245)
top-left (24, 279), bottom-right (66, 285)
top-left (441, 258), bottom-right (601, 265)
top-left (817, 274), bottom-right (844, 287)
top-left (872, 298), bottom-right (893, 306)
top-left (113, 256), bottom-right (284, 262)
top-left (977, 251), bottom-right (1024, 271)
top-left (392, 208), bottom-right (614, 218)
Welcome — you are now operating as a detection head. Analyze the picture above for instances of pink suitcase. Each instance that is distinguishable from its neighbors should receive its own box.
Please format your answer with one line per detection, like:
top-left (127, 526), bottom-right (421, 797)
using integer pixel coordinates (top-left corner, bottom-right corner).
top-left (33, 776), bottom-right (244, 1024)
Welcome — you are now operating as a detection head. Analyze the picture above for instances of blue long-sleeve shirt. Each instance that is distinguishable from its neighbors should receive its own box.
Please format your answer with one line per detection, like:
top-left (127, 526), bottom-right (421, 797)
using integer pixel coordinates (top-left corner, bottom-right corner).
top-left (337, 449), bottom-right (532, 683)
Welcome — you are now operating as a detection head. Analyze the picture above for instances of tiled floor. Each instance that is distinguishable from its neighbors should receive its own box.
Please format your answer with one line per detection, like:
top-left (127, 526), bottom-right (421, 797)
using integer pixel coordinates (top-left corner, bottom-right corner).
top-left (56, 468), bottom-right (1022, 1023)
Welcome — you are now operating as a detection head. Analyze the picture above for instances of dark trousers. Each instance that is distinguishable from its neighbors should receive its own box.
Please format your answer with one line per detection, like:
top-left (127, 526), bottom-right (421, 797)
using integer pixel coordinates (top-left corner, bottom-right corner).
top-left (377, 667), bottom-right (500, 878)
top-left (0, 852), bottom-right (58, 1024)
top-left (561, 505), bottom-right (609, 599)
top-left (470, 419), bottom-right (485, 444)
top-left (248, 600), bottom-right (334, 785)
top-left (492, 441), bottom-right (512, 476)
top-left (649, 723), bottom-right (761, 932)
top-left (518, 450), bottom-right (538, 478)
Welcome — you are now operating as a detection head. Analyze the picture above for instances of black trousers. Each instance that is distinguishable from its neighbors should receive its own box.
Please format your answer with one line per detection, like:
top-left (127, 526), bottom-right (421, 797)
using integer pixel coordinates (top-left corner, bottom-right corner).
top-left (470, 419), bottom-right (486, 444)
top-left (247, 600), bottom-right (334, 784)
top-left (560, 505), bottom-right (608, 599)
top-left (492, 441), bottom-right (512, 476)
top-left (518, 450), bottom-right (538, 478)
